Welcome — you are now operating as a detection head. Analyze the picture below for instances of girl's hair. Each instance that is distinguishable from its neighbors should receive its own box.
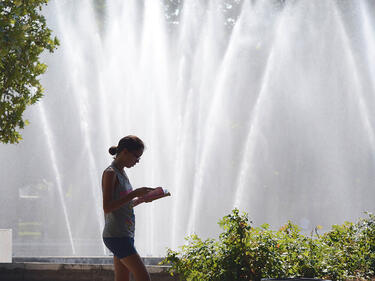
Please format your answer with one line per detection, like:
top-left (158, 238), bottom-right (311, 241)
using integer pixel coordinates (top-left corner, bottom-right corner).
top-left (109, 135), bottom-right (145, 156)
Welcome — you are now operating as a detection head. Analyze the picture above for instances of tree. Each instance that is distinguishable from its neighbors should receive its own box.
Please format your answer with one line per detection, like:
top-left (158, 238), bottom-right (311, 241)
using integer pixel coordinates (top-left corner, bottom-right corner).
top-left (0, 0), bottom-right (58, 144)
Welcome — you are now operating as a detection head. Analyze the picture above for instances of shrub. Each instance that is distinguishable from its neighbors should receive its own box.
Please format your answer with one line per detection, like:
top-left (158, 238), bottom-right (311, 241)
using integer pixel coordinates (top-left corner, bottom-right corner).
top-left (162, 209), bottom-right (375, 281)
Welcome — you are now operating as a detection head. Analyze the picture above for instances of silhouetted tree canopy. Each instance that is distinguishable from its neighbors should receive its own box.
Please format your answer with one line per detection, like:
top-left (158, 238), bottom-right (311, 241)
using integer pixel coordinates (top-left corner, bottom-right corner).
top-left (0, 0), bottom-right (58, 144)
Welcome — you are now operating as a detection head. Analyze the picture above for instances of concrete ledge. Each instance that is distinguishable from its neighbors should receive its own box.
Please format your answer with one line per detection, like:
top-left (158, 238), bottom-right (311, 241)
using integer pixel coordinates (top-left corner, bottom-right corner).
top-left (12, 256), bottom-right (164, 265)
top-left (0, 262), bottom-right (179, 281)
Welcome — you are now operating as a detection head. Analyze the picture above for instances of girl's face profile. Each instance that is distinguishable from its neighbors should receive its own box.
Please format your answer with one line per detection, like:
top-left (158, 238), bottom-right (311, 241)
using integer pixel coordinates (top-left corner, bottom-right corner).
top-left (121, 148), bottom-right (143, 168)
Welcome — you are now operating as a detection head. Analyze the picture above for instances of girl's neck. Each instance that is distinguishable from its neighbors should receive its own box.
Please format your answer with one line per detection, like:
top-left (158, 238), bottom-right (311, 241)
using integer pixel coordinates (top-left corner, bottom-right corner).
top-left (112, 159), bottom-right (125, 171)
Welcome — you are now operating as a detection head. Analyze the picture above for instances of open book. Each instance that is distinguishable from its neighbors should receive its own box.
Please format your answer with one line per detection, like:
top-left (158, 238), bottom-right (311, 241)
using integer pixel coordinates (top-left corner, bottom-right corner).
top-left (132, 187), bottom-right (171, 206)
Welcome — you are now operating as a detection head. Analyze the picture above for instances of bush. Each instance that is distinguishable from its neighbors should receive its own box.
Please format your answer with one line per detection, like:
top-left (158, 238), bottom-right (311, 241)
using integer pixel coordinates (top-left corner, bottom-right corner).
top-left (162, 209), bottom-right (375, 281)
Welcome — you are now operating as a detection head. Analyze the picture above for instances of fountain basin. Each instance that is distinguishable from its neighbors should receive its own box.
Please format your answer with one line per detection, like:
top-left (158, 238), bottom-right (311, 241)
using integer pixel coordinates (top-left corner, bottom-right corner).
top-left (0, 257), bottom-right (177, 281)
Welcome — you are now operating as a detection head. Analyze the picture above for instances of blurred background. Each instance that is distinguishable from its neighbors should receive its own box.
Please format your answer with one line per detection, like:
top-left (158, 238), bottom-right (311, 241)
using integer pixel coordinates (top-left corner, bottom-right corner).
top-left (0, 0), bottom-right (374, 257)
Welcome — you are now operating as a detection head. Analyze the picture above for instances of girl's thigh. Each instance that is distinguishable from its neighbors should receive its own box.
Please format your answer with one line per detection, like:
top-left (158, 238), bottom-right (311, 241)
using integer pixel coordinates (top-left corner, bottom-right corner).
top-left (120, 253), bottom-right (150, 281)
top-left (114, 256), bottom-right (130, 281)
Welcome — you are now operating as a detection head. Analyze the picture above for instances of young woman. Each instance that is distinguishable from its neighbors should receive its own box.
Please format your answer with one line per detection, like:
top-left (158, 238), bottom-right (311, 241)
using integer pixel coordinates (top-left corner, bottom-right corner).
top-left (102, 135), bottom-right (154, 281)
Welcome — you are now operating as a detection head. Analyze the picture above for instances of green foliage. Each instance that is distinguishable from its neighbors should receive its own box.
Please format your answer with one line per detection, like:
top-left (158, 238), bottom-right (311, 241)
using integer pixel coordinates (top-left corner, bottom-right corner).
top-left (321, 212), bottom-right (375, 280)
top-left (0, 0), bottom-right (58, 143)
top-left (162, 209), bottom-right (375, 281)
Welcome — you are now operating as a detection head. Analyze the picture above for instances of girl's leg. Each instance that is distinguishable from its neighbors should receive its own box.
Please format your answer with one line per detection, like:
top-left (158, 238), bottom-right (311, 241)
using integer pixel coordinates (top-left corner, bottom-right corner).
top-left (114, 256), bottom-right (130, 281)
top-left (120, 253), bottom-right (150, 281)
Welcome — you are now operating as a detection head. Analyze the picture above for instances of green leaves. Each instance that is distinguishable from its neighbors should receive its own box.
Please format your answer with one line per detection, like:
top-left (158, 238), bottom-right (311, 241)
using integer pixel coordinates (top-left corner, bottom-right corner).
top-left (163, 209), bottom-right (375, 281)
top-left (0, 0), bottom-right (58, 143)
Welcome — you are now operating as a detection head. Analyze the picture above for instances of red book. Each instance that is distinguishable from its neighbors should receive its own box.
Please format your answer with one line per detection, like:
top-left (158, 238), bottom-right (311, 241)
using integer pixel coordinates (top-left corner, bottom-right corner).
top-left (132, 187), bottom-right (170, 206)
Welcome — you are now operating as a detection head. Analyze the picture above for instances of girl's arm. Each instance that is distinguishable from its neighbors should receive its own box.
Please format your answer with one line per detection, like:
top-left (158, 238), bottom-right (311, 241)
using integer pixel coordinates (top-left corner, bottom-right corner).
top-left (102, 169), bottom-right (153, 214)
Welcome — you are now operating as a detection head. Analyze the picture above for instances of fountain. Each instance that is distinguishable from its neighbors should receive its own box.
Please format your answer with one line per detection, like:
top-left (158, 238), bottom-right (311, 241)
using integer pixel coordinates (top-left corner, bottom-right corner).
top-left (0, 0), bottom-right (374, 258)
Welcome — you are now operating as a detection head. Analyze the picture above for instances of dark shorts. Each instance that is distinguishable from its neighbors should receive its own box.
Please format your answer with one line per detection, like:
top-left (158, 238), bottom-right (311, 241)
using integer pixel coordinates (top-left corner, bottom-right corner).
top-left (103, 237), bottom-right (137, 259)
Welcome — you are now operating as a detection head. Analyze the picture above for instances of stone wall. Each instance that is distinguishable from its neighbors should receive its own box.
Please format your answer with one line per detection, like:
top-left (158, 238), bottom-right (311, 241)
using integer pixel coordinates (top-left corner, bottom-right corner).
top-left (0, 262), bottom-right (180, 281)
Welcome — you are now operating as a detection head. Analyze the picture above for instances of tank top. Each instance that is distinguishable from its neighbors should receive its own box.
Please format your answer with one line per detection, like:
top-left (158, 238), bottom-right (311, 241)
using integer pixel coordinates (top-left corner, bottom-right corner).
top-left (102, 162), bottom-right (135, 238)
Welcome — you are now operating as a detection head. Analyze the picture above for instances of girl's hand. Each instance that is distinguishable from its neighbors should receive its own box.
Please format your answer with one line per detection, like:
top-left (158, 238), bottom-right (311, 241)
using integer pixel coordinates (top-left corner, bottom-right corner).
top-left (130, 187), bottom-right (154, 198)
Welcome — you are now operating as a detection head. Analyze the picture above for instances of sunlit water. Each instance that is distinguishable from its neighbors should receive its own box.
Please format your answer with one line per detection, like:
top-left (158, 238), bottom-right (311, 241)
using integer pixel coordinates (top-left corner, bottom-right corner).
top-left (0, 0), bottom-right (374, 257)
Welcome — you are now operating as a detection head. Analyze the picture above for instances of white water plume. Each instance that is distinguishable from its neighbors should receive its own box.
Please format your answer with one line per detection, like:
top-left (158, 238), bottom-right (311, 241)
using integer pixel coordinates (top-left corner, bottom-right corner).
top-left (1, 0), bottom-right (374, 256)
top-left (38, 103), bottom-right (76, 255)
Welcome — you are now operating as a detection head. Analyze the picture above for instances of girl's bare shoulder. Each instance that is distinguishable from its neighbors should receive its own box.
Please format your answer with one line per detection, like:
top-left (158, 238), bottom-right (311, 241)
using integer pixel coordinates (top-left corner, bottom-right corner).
top-left (103, 166), bottom-right (116, 178)
top-left (102, 167), bottom-right (117, 189)
top-left (104, 166), bottom-right (115, 173)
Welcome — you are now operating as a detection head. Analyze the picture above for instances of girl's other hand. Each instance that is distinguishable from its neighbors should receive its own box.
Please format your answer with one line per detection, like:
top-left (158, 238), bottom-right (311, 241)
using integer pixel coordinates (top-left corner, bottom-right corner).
top-left (130, 187), bottom-right (154, 198)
